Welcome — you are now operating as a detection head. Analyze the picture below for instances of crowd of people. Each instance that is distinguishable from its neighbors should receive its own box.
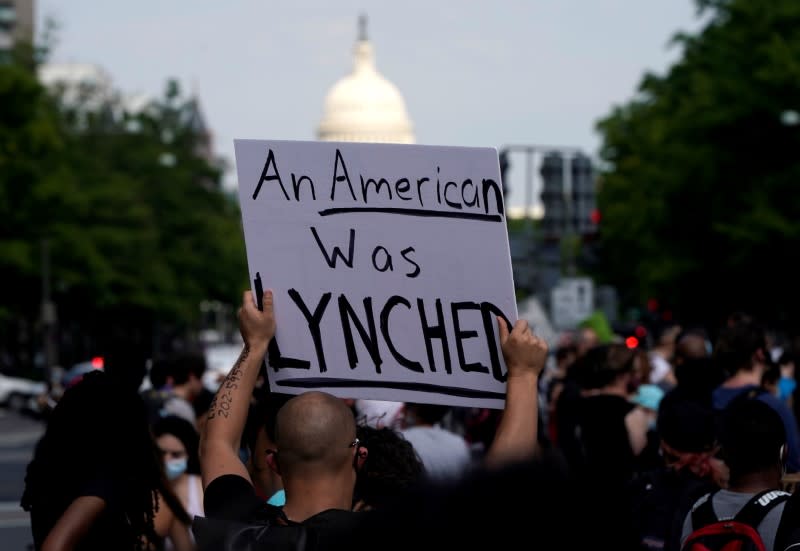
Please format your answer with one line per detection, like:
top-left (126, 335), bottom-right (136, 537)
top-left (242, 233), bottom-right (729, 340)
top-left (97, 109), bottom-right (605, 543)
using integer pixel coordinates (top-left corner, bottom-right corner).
top-left (18, 289), bottom-right (800, 551)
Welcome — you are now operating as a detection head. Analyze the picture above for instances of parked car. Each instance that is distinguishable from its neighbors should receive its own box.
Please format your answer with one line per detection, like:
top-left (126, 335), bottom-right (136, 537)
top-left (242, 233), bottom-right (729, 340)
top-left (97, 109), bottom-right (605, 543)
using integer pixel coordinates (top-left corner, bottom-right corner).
top-left (0, 371), bottom-right (47, 412)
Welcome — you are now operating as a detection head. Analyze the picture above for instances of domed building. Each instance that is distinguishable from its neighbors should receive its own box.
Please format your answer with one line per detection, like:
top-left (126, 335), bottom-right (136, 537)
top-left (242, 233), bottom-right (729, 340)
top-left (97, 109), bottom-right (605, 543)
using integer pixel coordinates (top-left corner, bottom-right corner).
top-left (317, 16), bottom-right (415, 144)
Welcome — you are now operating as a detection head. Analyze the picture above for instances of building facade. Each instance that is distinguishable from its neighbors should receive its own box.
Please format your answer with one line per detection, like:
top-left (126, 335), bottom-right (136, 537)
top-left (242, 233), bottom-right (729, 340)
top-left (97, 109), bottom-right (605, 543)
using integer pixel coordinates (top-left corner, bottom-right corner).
top-left (0, 0), bottom-right (34, 62)
top-left (317, 16), bottom-right (414, 144)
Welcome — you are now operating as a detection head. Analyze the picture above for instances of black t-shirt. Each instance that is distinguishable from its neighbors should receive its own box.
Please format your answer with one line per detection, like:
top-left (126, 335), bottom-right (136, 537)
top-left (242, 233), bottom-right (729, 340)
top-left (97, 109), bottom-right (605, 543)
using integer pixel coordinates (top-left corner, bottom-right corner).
top-left (204, 474), bottom-right (280, 524)
top-left (202, 475), bottom-right (365, 550)
top-left (554, 379), bottom-right (585, 470)
top-left (357, 451), bottom-right (631, 551)
top-left (627, 467), bottom-right (717, 551)
top-left (30, 475), bottom-right (134, 551)
top-left (774, 488), bottom-right (800, 551)
top-left (577, 393), bottom-right (637, 486)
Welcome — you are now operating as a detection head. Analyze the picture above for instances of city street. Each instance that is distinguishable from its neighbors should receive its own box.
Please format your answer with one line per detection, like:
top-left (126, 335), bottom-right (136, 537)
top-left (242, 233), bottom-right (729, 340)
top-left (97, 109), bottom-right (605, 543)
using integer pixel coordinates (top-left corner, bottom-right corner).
top-left (0, 409), bottom-right (44, 551)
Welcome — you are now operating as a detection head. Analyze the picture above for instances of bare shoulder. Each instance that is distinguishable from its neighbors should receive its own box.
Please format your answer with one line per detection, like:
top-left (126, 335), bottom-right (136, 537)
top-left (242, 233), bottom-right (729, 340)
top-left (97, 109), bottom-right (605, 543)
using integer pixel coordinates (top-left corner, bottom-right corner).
top-left (625, 405), bottom-right (650, 429)
top-left (191, 474), bottom-right (205, 496)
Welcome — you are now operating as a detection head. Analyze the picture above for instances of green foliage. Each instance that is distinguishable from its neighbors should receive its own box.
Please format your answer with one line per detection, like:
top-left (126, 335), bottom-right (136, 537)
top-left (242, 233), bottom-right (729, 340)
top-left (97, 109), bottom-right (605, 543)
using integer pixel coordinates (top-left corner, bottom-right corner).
top-left (0, 62), bottom-right (247, 361)
top-left (506, 216), bottom-right (539, 234)
top-left (595, 0), bottom-right (800, 326)
top-left (579, 311), bottom-right (614, 344)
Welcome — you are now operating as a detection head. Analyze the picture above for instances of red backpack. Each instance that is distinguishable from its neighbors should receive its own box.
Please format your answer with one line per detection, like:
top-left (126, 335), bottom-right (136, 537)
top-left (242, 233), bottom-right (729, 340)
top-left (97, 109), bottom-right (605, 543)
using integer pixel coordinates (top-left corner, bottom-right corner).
top-left (682, 490), bottom-right (790, 551)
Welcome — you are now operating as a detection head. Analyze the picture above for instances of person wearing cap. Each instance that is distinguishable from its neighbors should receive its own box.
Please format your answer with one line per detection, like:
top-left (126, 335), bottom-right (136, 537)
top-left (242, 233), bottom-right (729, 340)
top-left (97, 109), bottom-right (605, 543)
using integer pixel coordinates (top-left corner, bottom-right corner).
top-left (627, 392), bottom-right (726, 551)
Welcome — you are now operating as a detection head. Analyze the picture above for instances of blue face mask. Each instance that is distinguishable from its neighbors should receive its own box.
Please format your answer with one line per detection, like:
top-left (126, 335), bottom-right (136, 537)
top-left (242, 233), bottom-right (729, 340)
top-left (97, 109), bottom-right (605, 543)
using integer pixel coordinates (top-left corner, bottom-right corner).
top-left (267, 489), bottom-right (286, 507)
top-left (778, 377), bottom-right (797, 402)
top-left (165, 458), bottom-right (188, 481)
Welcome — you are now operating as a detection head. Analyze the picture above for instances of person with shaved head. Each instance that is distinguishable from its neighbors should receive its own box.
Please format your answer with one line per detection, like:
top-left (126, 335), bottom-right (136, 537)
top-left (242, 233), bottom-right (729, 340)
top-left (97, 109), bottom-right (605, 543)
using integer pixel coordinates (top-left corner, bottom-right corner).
top-left (198, 290), bottom-right (367, 547)
top-left (197, 289), bottom-right (548, 549)
top-left (267, 391), bottom-right (366, 521)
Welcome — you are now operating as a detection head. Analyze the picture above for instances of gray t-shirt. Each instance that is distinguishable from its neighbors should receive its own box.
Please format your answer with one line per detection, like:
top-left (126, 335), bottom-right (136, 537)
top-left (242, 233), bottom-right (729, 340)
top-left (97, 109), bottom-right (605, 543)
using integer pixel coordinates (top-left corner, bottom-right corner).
top-left (163, 395), bottom-right (196, 425)
top-left (681, 490), bottom-right (789, 551)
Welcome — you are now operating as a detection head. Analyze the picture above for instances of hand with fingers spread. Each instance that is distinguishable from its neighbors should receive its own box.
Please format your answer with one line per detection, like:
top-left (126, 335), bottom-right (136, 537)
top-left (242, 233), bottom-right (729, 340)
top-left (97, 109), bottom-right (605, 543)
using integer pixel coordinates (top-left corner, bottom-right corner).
top-left (497, 317), bottom-right (548, 380)
top-left (238, 289), bottom-right (276, 350)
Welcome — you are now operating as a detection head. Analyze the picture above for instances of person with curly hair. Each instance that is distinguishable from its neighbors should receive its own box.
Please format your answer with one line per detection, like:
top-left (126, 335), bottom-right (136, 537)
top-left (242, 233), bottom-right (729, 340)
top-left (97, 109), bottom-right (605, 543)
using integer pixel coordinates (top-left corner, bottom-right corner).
top-left (353, 425), bottom-right (424, 511)
top-left (21, 369), bottom-right (193, 551)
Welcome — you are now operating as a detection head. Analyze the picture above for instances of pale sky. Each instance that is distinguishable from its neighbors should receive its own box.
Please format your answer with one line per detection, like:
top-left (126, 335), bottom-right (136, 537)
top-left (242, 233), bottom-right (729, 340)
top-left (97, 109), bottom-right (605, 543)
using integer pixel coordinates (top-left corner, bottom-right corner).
top-left (37, 0), bottom-right (704, 207)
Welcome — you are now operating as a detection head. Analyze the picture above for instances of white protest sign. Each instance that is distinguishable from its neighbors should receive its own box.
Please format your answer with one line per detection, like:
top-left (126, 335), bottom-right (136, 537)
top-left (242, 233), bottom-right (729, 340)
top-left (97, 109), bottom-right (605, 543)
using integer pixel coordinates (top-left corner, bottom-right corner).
top-left (551, 277), bottom-right (594, 330)
top-left (234, 139), bottom-right (517, 408)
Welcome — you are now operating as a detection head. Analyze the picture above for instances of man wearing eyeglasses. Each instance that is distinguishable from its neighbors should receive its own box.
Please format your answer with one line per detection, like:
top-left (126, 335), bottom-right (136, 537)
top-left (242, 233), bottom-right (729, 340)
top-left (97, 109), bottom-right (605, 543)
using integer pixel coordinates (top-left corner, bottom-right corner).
top-left (198, 289), bottom-right (547, 547)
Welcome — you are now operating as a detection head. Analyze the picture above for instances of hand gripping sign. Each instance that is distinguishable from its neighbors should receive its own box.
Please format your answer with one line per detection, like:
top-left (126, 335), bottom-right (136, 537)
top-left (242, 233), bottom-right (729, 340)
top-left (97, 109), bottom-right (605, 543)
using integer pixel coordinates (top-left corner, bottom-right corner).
top-left (235, 139), bottom-right (517, 408)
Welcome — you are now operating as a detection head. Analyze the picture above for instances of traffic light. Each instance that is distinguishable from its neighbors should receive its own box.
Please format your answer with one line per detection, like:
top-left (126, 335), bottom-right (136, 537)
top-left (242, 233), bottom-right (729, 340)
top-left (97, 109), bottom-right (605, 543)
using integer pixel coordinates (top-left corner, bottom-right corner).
top-left (614, 324), bottom-right (648, 350)
top-left (539, 152), bottom-right (565, 239)
top-left (499, 148), bottom-right (510, 198)
top-left (571, 153), bottom-right (597, 235)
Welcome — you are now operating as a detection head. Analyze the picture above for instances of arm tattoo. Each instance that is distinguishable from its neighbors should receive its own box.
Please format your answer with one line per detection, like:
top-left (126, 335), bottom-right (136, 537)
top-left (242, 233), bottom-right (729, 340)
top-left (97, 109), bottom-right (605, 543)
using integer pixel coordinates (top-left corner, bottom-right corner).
top-left (207, 346), bottom-right (250, 421)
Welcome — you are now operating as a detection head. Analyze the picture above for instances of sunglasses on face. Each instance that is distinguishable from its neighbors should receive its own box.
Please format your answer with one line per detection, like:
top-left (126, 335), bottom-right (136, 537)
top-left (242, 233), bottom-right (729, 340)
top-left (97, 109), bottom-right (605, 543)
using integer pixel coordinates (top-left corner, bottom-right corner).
top-left (350, 437), bottom-right (361, 470)
top-left (266, 437), bottom-right (362, 466)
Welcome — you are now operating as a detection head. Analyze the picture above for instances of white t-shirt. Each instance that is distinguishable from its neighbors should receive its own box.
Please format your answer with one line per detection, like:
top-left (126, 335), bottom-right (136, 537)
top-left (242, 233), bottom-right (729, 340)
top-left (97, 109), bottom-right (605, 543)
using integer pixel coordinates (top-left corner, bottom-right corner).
top-left (355, 399), bottom-right (405, 429)
top-left (649, 353), bottom-right (672, 384)
top-left (402, 426), bottom-right (472, 481)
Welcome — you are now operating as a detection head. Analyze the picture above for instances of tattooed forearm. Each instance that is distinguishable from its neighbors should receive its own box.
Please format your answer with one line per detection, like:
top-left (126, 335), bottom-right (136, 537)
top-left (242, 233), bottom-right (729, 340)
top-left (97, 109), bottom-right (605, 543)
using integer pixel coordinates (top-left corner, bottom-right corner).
top-left (207, 345), bottom-right (250, 421)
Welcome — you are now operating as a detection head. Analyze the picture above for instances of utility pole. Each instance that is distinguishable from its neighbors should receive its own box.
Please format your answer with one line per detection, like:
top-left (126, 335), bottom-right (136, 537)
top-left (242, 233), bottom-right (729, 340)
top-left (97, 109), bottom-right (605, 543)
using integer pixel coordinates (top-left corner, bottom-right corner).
top-left (41, 238), bottom-right (57, 373)
top-left (561, 152), bottom-right (577, 276)
top-left (501, 144), bottom-right (583, 232)
top-left (500, 144), bottom-right (586, 299)
top-left (524, 147), bottom-right (535, 232)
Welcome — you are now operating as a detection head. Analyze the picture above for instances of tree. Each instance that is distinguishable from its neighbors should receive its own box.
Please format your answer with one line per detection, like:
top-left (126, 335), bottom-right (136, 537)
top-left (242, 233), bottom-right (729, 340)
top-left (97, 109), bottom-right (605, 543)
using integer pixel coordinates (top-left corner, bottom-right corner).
top-left (0, 57), bottom-right (247, 368)
top-left (595, 0), bottom-right (800, 328)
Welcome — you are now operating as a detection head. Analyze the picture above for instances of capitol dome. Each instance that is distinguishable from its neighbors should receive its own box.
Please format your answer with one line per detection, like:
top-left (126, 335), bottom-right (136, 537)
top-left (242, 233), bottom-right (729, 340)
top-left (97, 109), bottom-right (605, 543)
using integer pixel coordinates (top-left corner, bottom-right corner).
top-left (317, 16), bottom-right (414, 144)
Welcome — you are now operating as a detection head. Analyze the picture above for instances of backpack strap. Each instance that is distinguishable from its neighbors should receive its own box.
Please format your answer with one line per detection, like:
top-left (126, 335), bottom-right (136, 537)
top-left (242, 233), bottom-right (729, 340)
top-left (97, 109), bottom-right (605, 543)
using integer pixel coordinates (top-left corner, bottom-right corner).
top-left (691, 491), bottom-right (721, 530)
top-left (734, 490), bottom-right (791, 529)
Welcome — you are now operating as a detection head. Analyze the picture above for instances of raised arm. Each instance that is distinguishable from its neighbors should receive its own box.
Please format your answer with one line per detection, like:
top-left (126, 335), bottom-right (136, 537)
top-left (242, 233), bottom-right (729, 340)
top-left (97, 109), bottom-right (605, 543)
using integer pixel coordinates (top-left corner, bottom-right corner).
top-left (199, 290), bottom-right (275, 489)
top-left (485, 318), bottom-right (548, 469)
